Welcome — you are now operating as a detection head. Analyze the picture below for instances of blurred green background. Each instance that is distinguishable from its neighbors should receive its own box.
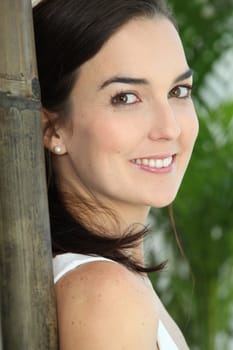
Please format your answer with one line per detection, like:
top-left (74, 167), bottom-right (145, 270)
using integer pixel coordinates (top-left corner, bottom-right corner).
top-left (146, 1), bottom-right (233, 349)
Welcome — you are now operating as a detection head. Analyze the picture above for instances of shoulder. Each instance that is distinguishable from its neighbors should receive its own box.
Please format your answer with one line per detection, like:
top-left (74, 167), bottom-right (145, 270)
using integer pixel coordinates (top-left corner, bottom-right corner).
top-left (55, 260), bottom-right (159, 350)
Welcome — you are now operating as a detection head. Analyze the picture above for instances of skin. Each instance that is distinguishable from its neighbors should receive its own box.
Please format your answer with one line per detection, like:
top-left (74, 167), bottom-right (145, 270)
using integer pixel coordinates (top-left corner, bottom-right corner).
top-left (44, 16), bottom-right (198, 350)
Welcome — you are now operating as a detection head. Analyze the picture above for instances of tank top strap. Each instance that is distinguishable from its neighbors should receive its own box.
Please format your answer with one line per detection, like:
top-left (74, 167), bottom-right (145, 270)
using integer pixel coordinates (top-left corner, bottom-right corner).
top-left (157, 320), bottom-right (179, 350)
top-left (53, 253), bottom-right (113, 283)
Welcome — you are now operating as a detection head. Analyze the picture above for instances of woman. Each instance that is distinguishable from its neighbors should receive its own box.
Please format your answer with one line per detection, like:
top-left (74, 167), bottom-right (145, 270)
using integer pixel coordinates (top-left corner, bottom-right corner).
top-left (33, 0), bottom-right (198, 349)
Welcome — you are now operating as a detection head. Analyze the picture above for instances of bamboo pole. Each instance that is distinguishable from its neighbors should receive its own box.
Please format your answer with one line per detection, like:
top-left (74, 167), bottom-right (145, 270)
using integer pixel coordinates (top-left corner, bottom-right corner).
top-left (0, 1), bottom-right (58, 349)
top-left (0, 313), bottom-right (2, 350)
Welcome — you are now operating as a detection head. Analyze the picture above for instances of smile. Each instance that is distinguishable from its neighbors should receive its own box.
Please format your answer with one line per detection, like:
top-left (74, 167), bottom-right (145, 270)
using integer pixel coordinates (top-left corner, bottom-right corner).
top-left (132, 156), bottom-right (173, 169)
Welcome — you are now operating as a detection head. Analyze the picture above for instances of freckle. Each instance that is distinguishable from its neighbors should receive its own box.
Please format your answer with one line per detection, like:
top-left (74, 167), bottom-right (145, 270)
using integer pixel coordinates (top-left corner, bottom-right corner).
top-left (79, 321), bottom-right (87, 328)
top-left (80, 276), bottom-right (88, 282)
top-left (72, 321), bottom-right (75, 326)
top-left (80, 276), bottom-right (88, 281)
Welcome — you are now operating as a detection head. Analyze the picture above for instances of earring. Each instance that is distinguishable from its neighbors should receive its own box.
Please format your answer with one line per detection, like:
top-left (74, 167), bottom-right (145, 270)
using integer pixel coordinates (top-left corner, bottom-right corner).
top-left (54, 145), bottom-right (62, 154)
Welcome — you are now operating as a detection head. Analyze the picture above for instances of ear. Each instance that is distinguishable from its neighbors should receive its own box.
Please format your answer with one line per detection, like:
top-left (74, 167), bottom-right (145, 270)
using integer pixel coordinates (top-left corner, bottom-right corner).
top-left (42, 109), bottom-right (68, 155)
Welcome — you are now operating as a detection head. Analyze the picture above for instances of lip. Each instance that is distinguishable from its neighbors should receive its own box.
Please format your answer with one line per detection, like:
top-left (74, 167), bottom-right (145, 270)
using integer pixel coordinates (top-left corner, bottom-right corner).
top-left (130, 154), bottom-right (176, 173)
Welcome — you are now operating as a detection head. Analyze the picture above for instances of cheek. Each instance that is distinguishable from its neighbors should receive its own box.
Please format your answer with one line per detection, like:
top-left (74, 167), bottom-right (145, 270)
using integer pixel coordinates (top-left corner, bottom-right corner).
top-left (180, 105), bottom-right (199, 150)
top-left (188, 111), bottom-right (199, 146)
top-left (82, 116), bottom-right (144, 155)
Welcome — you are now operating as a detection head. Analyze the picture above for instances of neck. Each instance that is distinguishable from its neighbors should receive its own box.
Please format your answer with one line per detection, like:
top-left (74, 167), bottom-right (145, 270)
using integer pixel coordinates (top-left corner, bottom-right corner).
top-left (56, 173), bottom-right (151, 263)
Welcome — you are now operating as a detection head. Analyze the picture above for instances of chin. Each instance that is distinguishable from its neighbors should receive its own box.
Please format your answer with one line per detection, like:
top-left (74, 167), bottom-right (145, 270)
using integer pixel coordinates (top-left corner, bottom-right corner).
top-left (147, 191), bottom-right (179, 209)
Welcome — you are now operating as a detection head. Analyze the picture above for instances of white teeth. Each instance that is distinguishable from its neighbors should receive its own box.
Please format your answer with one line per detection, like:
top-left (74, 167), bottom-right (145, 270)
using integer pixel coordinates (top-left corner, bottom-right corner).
top-left (134, 156), bottom-right (173, 169)
top-left (142, 158), bottom-right (149, 166)
top-left (163, 156), bottom-right (173, 167)
top-left (155, 159), bottom-right (163, 168)
top-left (149, 159), bottom-right (156, 168)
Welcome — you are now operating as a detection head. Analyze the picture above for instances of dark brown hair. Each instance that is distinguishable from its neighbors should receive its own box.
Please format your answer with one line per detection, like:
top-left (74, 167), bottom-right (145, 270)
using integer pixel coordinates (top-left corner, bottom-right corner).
top-left (33, 0), bottom-right (175, 273)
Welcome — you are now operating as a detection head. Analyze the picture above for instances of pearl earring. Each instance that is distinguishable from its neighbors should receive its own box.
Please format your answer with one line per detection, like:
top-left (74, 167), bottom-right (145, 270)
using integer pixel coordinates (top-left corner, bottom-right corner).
top-left (54, 145), bottom-right (62, 154)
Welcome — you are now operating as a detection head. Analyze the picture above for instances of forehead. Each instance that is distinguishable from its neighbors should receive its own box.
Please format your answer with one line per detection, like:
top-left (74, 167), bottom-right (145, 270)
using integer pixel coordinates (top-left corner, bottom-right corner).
top-left (78, 17), bottom-right (188, 85)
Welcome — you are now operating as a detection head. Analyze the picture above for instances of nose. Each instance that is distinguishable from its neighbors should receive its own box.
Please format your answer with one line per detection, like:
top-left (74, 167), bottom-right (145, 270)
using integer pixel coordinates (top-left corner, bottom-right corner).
top-left (148, 100), bottom-right (181, 141)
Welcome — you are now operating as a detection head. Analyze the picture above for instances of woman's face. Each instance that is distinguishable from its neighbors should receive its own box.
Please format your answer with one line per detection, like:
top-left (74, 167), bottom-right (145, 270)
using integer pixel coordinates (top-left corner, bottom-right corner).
top-left (56, 17), bottom-right (198, 214)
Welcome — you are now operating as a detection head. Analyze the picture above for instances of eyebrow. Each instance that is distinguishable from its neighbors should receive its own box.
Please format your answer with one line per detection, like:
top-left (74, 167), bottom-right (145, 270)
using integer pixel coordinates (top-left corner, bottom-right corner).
top-left (99, 77), bottom-right (148, 89)
top-left (173, 69), bottom-right (193, 83)
top-left (99, 68), bottom-right (193, 90)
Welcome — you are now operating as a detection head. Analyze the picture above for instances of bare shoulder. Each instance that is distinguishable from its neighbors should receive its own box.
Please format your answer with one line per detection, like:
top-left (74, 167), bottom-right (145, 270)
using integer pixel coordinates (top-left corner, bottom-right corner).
top-left (55, 260), bottom-right (159, 350)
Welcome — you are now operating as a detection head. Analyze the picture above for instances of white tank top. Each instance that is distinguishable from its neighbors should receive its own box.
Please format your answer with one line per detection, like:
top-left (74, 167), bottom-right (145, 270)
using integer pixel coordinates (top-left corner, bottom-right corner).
top-left (53, 253), bottom-right (180, 350)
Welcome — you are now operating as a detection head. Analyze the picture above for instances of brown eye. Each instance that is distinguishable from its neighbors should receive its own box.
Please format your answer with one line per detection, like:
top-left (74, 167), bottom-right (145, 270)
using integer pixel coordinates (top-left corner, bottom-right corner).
top-left (169, 85), bottom-right (192, 99)
top-left (111, 92), bottom-right (139, 105)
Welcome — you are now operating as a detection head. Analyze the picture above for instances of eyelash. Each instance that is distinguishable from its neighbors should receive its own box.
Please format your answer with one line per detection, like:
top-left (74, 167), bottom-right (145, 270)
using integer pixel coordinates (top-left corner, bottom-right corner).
top-left (168, 84), bottom-right (193, 99)
top-left (110, 84), bottom-right (193, 106)
top-left (111, 92), bottom-right (140, 106)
